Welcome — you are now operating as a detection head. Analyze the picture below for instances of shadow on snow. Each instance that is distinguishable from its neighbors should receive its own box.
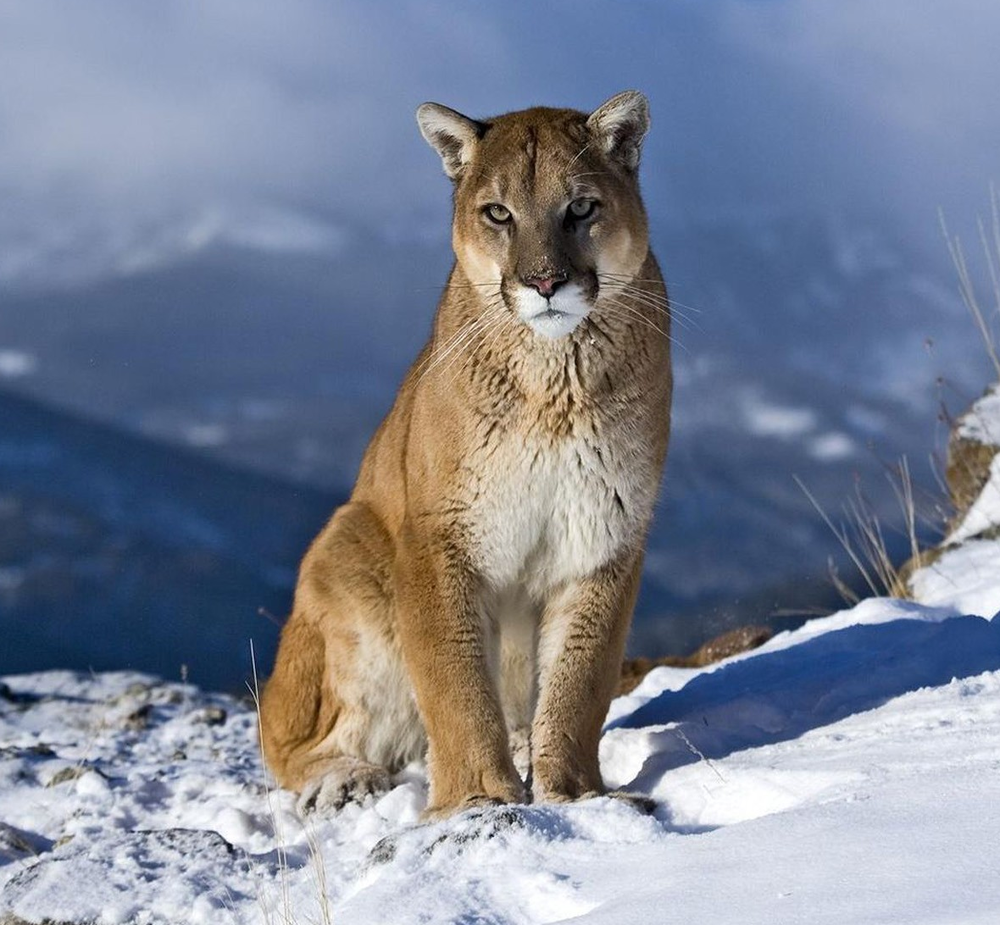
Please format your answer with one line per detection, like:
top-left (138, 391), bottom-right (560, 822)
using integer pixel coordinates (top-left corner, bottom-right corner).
top-left (609, 615), bottom-right (1000, 788)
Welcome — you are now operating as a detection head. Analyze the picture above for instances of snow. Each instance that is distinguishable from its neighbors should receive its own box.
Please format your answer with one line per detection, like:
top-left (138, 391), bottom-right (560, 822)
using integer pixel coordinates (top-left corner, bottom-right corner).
top-left (956, 383), bottom-right (1000, 446)
top-left (945, 452), bottom-right (1000, 545)
top-left (2, 584), bottom-right (999, 923)
top-left (911, 539), bottom-right (1000, 619)
top-left (4, 388), bottom-right (1000, 924)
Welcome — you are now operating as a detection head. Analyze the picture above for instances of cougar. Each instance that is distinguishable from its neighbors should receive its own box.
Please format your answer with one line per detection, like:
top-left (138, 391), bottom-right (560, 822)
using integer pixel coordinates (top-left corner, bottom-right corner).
top-left (259, 91), bottom-right (672, 819)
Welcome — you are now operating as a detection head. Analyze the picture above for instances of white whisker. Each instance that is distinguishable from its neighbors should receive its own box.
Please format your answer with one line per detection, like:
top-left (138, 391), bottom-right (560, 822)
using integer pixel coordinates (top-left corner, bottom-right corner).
top-left (600, 299), bottom-right (687, 353)
top-left (437, 305), bottom-right (512, 386)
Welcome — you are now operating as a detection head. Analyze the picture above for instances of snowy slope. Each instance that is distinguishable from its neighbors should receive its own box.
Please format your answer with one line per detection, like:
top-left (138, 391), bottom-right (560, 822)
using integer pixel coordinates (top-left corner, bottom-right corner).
top-left (3, 392), bottom-right (1000, 925)
top-left (2, 601), bottom-right (999, 923)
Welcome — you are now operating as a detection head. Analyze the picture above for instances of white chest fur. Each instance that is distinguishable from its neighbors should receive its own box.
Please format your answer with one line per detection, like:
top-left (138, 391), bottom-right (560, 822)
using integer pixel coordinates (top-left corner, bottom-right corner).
top-left (464, 420), bottom-right (656, 596)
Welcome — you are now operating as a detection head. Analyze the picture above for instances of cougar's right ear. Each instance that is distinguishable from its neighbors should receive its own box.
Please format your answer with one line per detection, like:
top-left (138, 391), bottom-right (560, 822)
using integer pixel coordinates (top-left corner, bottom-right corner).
top-left (416, 103), bottom-right (487, 181)
top-left (587, 91), bottom-right (650, 172)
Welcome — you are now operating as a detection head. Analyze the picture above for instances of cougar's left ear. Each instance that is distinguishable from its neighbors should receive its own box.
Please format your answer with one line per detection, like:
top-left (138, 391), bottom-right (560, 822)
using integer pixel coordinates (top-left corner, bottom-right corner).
top-left (416, 103), bottom-right (487, 181)
top-left (586, 90), bottom-right (650, 172)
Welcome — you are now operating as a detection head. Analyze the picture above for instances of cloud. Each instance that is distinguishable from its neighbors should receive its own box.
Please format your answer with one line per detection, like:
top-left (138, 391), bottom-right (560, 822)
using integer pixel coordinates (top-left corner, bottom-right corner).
top-left (0, 0), bottom-right (498, 285)
top-left (740, 391), bottom-right (818, 440)
top-left (720, 0), bottom-right (1000, 229)
top-left (0, 350), bottom-right (38, 379)
top-left (1, 1), bottom-right (998, 288)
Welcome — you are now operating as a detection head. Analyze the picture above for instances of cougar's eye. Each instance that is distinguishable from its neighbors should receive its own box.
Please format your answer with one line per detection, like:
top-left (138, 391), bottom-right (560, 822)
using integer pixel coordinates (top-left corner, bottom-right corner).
top-left (568, 198), bottom-right (597, 221)
top-left (484, 203), bottom-right (512, 224)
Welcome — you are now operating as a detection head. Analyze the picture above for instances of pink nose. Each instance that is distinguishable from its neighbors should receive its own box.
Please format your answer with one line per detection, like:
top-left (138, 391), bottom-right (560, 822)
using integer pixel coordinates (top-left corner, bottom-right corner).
top-left (524, 273), bottom-right (567, 298)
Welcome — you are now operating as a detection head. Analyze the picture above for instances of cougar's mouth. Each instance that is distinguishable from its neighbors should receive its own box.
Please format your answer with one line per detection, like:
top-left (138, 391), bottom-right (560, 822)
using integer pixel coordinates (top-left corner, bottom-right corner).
top-left (517, 282), bottom-right (590, 339)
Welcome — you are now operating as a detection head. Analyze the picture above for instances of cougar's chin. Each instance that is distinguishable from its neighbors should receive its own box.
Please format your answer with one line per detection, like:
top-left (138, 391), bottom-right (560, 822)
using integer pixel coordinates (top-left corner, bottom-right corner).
top-left (516, 283), bottom-right (590, 339)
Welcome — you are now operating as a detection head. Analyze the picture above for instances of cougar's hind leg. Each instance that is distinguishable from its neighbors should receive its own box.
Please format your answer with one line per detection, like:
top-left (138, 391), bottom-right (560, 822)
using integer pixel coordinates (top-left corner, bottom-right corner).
top-left (258, 614), bottom-right (334, 790)
top-left (259, 502), bottom-right (423, 813)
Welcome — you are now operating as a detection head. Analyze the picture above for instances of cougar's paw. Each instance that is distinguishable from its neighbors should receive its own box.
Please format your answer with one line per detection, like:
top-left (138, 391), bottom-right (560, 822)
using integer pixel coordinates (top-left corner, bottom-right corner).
top-left (296, 758), bottom-right (391, 815)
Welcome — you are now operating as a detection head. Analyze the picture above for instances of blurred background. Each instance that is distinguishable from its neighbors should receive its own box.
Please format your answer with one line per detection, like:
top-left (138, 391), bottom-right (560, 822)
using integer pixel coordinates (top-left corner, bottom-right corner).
top-left (2, 1), bottom-right (998, 691)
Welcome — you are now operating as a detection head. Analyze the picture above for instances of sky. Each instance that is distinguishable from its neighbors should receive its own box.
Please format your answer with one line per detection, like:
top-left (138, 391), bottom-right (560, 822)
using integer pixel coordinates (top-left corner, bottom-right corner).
top-left (1, 0), bottom-right (998, 290)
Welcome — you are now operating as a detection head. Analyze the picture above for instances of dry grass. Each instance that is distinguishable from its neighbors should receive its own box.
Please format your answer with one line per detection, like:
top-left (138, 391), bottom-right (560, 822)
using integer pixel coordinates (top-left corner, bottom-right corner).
top-left (247, 642), bottom-right (289, 925)
top-left (940, 183), bottom-right (1000, 378)
top-left (796, 458), bottom-right (925, 604)
top-left (936, 187), bottom-right (1000, 537)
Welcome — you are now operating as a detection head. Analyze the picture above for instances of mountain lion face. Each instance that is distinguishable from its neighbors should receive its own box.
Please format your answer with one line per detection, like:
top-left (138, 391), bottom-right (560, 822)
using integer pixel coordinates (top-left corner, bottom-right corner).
top-left (418, 92), bottom-right (652, 339)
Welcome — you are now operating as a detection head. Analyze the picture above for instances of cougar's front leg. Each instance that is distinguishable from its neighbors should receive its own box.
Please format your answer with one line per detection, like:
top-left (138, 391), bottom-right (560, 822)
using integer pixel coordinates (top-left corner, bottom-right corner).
top-left (532, 557), bottom-right (642, 802)
top-left (393, 520), bottom-right (524, 818)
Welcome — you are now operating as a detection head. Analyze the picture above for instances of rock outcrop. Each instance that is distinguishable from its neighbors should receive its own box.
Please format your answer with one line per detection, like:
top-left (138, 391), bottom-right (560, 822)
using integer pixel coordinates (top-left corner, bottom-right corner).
top-left (908, 384), bottom-right (1000, 617)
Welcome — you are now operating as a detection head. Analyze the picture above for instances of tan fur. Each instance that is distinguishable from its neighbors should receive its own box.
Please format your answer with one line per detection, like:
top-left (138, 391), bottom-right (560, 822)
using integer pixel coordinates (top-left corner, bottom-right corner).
top-left (259, 91), bottom-right (673, 818)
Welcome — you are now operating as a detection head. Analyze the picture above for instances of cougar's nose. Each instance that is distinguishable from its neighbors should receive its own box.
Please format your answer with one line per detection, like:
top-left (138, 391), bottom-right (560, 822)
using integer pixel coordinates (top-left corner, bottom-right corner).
top-left (522, 271), bottom-right (568, 299)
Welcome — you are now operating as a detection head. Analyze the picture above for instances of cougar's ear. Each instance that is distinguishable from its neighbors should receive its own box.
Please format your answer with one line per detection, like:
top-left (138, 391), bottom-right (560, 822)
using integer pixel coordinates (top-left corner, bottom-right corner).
top-left (586, 90), bottom-right (650, 172)
top-left (416, 103), bottom-right (487, 181)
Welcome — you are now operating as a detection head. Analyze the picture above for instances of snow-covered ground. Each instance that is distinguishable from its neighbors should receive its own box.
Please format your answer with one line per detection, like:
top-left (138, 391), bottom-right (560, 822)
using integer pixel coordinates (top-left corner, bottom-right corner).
top-left (3, 600), bottom-right (998, 925)
top-left (3, 390), bottom-right (1000, 924)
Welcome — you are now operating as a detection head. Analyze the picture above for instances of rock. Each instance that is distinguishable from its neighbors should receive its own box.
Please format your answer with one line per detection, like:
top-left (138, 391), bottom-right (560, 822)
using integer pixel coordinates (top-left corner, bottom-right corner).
top-left (1, 915), bottom-right (80, 925)
top-left (618, 624), bottom-right (774, 695)
top-left (43, 766), bottom-right (108, 789)
top-left (905, 383), bottom-right (1000, 599)
top-left (947, 435), bottom-right (998, 524)
top-left (43, 767), bottom-right (88, 789)
top-left (946, 385), bottom-right (1000, 525)
top-left (122, 703), bottom-right (153, 732)
top-left (0, 824), bottom-right (52, 866)
top-left (0, 686), bottom-right (38, 708)
top-left (191, 706), bottom-right (227, 727)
